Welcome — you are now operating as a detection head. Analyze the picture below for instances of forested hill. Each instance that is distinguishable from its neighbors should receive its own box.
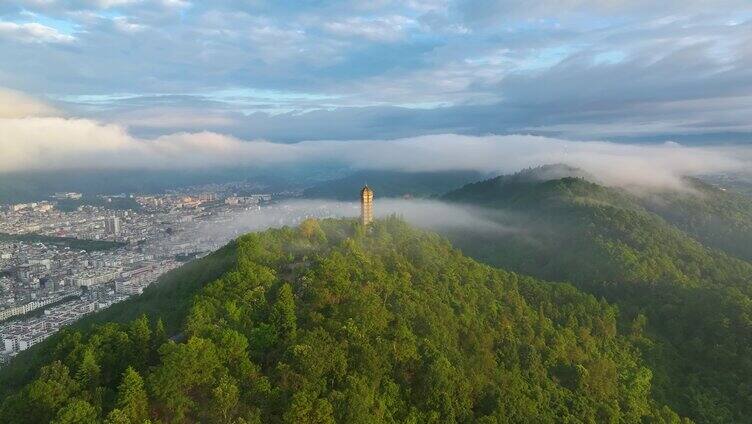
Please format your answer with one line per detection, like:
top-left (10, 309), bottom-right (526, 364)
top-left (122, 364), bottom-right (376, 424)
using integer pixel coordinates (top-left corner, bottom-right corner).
top-left (443, 168), bottom-right (752, 423)
top-left (640, 178), bottom-right (752, 262)
top-left (0, 218), bottom-right (685, 423)
top-left (303, 170), bottom-right (485, 200)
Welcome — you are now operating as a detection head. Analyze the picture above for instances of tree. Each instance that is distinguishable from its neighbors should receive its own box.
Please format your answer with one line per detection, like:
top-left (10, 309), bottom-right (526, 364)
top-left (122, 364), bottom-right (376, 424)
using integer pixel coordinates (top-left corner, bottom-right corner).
top-left (284, 391), bottom-right (335, 424)
top-left (115, 367), bottom-right (149, 424)
top-left (51, 399), bottom-right (97, 424)
top-left (153, 318), bottom-right (167, 347)
top-left (210, 376), bottom-right (239, 423)
top-left (104, 409), bottom-right (130, 424)
top-left (149, 337), bottom-right (222, 422)
top-left (300, 218), bottom-right (325, 242)
top-left (24, 361), bottom-right (80, 423)
top-left (75, 348), bottom-right (101, 392)
top-left (129, 315), bottom-right (152, 368)
top-left (151, 318), bottom-right (167, 365)
top-left (272, 283), bottom-right (297, 341)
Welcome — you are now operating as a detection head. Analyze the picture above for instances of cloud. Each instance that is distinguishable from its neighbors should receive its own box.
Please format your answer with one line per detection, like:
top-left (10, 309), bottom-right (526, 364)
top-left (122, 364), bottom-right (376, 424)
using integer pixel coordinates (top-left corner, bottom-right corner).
top-left (110, 106), bottom-right (237, 129)
top-left (1, 0), bottom-right (750, 148)
top-left (0, 21), bottom-right (75, 43)
top-left (8, 12), bottom-right (744, 145)
top-left (90, 0), bottom-right (143, 8)
top-left (456, 0), bottom-right (752, 23)
top-left (322, 15), bottom-right (418, 42)
top-left (1, 92), bottom-right (750, 191)
top-left (112, 16), bottom-right (146, 32)
top-left (0, 88), bottom-right (58, 118)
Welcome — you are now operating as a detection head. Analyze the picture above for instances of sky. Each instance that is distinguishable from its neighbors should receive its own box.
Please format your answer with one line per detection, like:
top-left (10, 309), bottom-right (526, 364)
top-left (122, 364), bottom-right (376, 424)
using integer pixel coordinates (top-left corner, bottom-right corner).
top-left (1, 0), bottom-right (752, 143)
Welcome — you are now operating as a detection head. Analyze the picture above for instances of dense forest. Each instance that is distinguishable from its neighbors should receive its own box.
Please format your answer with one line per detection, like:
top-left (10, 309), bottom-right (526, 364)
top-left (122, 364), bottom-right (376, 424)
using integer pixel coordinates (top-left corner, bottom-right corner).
top-left (0, 218), bottom-right (687, 423)
top-left (444, 166), bottom-right (752, 423)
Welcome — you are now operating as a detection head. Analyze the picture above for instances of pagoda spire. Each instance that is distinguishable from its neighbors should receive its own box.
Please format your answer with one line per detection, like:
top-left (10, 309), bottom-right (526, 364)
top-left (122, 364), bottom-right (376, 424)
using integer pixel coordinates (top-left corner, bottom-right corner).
top-left (360, 185), bottom-right (374, 226)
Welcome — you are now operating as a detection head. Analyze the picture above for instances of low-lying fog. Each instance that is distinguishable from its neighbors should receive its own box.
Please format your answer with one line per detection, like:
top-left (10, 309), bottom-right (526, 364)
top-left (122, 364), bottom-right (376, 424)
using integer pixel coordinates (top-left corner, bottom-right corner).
top-left (186, 198), bottom-right (520, 250)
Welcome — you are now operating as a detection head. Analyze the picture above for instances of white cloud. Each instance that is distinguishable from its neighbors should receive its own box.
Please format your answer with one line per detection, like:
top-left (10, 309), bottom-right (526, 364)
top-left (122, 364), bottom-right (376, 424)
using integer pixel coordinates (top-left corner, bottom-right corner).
top-left (0, 88), bottom-right (58, 118)
top-left (1, 89), bottom-right (750, 192)
top-left (113, 16), bottom-right (146, 32)
top-left (156, 0), bottom-right (190, 9)
top-left (323, 15), bottom-right (418, 42)
top-left (90, 0), bottom-right (142, 8)
top-left (1, 119), bottom-right (748, 192)
top-left (0, 21), bottom-right (75, 43)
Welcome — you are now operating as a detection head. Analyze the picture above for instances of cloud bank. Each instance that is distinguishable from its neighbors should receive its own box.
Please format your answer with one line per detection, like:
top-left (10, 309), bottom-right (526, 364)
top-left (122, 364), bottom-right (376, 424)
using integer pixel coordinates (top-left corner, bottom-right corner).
top-left (0, 88), bottom-right (58, 118)
top-left (1, 89), bottom-right (750, 191)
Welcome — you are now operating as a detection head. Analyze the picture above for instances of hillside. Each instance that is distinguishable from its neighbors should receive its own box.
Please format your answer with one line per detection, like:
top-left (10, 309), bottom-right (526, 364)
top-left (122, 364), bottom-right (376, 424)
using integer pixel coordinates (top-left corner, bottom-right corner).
top-left (303, 170), bottom-right (485, 200)
top-left (0, 244), bottom-right (237, 399)
top-left (641, 178), bottom-right (752, 262)
top-left (0, 218), bottom-right (684, 423)
top-left (444, 168), bottom-right (752, 423)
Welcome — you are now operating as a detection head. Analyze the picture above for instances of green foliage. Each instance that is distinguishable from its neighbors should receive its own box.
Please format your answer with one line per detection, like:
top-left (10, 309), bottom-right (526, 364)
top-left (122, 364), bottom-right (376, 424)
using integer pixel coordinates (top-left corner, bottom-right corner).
top-left (51, 399), bottom-right (98, 424)
top-left (24, 361), bottom-right (79, 423)
top-left (115, 367), bottom-right (149, 424)
top-left (444, 167), bottom-right (752, 423)
top-left (0, 217), bottom-right (679, 422)
top-left (271, 283), bottom-right (298, 341)
top-left (642, 178), bottom-right (752, 262)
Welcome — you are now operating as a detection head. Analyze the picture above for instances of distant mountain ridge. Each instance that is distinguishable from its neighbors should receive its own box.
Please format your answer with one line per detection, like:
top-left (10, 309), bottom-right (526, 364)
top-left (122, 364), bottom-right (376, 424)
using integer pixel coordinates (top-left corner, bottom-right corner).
top-left (303, 169), bottom-right (486, 200)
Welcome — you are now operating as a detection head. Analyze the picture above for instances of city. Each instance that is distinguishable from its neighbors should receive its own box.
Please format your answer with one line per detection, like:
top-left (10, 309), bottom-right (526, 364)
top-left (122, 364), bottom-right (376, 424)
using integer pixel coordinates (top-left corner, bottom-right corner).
top-left (0, 184), bottom-right (353, 366)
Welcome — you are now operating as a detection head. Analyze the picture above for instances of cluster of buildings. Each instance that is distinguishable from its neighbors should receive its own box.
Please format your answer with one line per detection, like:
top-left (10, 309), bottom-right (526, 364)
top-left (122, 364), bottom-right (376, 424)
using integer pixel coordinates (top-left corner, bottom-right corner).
top-left (225, 194), bottom-right (271, 206)
top-left (6, 201), bottom-right (55, 214)
top-left (0, 186), bottom-right (282, 365)
top-left (2, 296), bottom-right (98, 356)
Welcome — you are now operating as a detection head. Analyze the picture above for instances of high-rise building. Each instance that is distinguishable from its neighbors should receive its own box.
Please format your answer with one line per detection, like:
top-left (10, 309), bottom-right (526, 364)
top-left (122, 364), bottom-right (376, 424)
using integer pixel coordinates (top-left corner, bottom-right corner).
top-left (105, 217), bottom-right (121, 236)
top-left (360, 185), bottom-right (374, 226)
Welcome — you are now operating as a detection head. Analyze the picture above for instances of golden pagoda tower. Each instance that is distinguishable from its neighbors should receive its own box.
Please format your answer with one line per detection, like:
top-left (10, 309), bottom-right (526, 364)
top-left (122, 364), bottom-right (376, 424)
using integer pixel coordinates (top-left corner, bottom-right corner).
top-left (360, 185), bottom-right (374, 226)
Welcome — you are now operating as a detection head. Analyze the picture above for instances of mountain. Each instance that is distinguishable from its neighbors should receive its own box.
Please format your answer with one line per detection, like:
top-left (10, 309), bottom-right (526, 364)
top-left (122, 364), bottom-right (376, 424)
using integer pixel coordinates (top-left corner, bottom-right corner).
top-left (303, 170), bottom-right (486, 200)
top-left (444, 166), bottom-right (752, 423)
top-left (641, 178), bottom-right (752, 262)
top-left (0, 218), bottom-right (684, 423)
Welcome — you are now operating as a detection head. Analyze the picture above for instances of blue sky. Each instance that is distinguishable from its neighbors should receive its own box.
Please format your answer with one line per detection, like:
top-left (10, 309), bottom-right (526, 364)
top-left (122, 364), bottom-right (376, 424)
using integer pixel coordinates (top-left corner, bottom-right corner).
top-left (1, 0), bottom-right (752, 143)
